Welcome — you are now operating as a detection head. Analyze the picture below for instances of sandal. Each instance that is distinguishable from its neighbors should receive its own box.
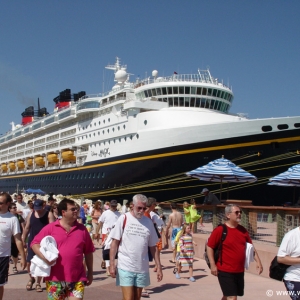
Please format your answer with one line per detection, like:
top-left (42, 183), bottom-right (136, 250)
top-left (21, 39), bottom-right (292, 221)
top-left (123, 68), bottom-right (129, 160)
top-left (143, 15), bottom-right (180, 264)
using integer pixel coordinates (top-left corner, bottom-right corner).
top-left (173, 267), bottom-right (178, 274)
top-left (35, 283), bottom-right (43, 292)
top-left (26, 278), bottom-right (35, 291)
top-left (169, 260), bottom-right (175, 264)
top-left (141, 290), bottom-right (149, 297)
top-left (12, 267), bottom-right (18, 274)
top-left (101, 260), bottom-right (106, 269)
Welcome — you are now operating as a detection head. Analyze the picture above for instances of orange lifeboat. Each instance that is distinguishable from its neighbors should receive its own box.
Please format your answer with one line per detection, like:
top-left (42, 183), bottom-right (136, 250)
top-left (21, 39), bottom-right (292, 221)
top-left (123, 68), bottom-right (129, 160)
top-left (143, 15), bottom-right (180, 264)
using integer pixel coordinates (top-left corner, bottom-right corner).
top-left (34, 156), bottom-right (45, 166)
top-left (17, 160), bottom-right (25, 169)
top-left (1, 164), bottom-right (7, 172)
top-left (62, 150), bottom-right (76, 161)
top-left (9, 162), bottom-right (16, 170)
top-left (27, 158), bottom-right (33, 166)
top-left (47, 154), bottom-right (59, 163)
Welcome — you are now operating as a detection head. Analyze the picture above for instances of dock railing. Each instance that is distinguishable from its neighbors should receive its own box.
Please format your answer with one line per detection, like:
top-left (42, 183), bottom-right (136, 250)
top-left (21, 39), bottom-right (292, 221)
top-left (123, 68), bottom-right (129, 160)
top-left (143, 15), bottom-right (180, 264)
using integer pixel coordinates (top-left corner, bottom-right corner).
top-left (161, 200), bottom-right (300, 247)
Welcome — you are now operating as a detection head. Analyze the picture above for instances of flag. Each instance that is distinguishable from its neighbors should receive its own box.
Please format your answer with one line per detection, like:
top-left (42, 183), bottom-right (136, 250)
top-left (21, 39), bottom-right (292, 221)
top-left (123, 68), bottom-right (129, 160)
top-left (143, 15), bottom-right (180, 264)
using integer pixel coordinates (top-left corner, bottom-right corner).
top-left (174, 71), bottom-right (178, 74)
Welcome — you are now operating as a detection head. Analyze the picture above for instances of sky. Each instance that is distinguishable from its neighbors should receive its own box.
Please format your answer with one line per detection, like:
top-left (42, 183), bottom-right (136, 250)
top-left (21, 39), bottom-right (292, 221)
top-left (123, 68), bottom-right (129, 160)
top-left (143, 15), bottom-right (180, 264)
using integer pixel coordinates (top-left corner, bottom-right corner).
top-left (0, 0), bottom-right (299, 134)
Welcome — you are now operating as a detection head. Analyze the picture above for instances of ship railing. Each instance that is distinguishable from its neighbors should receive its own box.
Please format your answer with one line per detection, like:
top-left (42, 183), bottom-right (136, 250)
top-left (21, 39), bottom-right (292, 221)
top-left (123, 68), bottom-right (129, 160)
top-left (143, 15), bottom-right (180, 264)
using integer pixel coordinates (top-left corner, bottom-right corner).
top-left (134, 74), bottom-right (232, 91)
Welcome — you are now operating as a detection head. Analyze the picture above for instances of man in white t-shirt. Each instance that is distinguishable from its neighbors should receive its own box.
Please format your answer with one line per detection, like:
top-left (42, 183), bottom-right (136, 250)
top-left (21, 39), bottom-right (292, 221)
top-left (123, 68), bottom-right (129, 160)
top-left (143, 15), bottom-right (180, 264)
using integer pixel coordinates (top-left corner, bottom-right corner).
top-left (15, 194), bottom-right (28, 216)
top-left (98, 200), bottom-right (121, 244)
top-left (0, 193), bottom-right (26, 300)
top-left (277, 226), bottom-right (300, 296)
top-left (109, 194), bottom-right (163, 300)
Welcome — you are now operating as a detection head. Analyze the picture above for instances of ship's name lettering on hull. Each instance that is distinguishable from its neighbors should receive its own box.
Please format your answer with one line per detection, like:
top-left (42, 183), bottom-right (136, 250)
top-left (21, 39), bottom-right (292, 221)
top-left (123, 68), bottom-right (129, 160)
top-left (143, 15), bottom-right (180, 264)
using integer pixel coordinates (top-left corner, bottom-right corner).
top-left (91, 148), bottom-right (110, 157)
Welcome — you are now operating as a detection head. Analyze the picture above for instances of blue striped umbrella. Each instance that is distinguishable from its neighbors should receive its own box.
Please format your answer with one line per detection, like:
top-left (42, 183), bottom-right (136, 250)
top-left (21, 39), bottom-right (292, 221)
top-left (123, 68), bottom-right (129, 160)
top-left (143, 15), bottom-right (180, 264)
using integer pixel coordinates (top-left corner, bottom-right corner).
top-left (186, 157), bottom-right (257, 200)
top-left (269, 164), bottom-right (300, 203)
top-left (269, 164), bottom-right (300, 186)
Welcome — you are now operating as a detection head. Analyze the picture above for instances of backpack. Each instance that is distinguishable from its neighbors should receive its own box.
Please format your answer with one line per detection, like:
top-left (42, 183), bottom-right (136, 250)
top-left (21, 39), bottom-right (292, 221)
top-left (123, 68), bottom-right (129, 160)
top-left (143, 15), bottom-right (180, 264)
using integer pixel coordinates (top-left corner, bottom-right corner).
top-left (204, 224), bottom-right (227, 269)
top-left (269, 256), bottom-right (290, 281)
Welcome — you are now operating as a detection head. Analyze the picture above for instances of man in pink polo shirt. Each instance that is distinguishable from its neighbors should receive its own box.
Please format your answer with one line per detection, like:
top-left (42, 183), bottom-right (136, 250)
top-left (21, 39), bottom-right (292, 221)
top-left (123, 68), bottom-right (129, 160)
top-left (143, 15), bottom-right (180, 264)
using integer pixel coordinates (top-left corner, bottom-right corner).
top-left (31, 198), bottom-right (95, 299)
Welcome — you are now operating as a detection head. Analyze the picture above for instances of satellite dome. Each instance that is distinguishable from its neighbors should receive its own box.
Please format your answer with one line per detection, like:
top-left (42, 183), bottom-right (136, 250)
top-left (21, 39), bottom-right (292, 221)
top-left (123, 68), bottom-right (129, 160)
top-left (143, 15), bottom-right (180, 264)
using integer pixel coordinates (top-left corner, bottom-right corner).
top-left (115, 69), bottom-right (127, 83)
top-left (152, 70), bottom-right (158, 77)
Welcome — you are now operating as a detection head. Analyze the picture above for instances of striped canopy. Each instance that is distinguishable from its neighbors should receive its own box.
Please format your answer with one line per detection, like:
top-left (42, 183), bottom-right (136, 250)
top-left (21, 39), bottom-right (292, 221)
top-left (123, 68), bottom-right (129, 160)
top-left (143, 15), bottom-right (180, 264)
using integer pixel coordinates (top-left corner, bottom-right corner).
top-left (269, 164), bottom-right (300, 186)
top-left (186, 157), bottom-right (257, 183)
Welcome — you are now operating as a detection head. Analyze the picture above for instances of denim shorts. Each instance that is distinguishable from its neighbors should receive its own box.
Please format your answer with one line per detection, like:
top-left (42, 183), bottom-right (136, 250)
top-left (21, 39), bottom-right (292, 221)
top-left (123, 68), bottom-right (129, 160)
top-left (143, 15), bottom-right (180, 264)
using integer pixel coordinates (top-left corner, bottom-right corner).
top-left (116, 268), bottom-right (150, 288)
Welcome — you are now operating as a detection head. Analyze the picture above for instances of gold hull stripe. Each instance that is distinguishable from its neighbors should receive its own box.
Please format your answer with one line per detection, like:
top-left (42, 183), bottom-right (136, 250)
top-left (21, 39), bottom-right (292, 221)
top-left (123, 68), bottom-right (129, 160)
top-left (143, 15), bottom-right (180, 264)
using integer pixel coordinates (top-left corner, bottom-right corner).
top-left (1, 135), bottom-right (300, 179)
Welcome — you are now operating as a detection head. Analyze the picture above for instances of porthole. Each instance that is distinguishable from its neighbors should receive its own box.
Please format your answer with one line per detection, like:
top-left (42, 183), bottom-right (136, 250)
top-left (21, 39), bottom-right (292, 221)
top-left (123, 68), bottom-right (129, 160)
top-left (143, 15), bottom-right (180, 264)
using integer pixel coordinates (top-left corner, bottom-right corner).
top-left (107, 129), bottom-right (109, 133)
top-left (98, 132), bottom-right (100, 135)
top-left (94, 123), bottom-right (96, 126)
top-left (294, 123), bottom-right (300, 128)
top-left (144, 120), bottom-right (147, 125)
top-left (113, 128), bottom-right (115, 132)
top-left (102, 172), bottom-right (105, 178)
top-left (277, 124), bottom-right (288, 130)
top-left (103, 120), bottom-right (105, 124)
top-left (102, 130), bottom-right (105, 134)
top-left (136, 134), bottom-right (139, 139)
top-left (130, 135), bottom-right (133, 140)
top-left (118, 126), bottom-right (120, 130)
top-left (108, 118), bottom-right (110, 122)
top-left (94, 133), bottom-right (96, 136)
top-left (262, 125), bottom-right (272, 132)
top-left (99, 121), bottom-right (101, 125)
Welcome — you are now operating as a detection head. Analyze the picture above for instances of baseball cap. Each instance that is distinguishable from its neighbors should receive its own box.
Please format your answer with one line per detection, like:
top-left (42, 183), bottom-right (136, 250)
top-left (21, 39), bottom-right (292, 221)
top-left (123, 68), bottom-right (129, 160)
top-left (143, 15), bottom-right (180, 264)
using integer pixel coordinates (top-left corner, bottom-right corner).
top-left (34, 199), bottom-right (44, 210)
top-left (110, 200), bottom-right (118, 206)
top-left (202, 188), bottom-right (209, 193)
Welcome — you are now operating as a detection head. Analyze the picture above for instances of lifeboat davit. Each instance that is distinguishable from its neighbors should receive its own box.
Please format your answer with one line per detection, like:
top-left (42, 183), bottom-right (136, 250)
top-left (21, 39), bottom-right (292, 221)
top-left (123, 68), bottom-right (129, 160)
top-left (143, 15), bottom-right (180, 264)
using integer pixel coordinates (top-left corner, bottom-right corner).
top-left (17, 160), bottom-right (25, 169)
top-left (9, 162), bottom-right (16, 170)
top-left (1, 164), bottom-right (7, 172)
top-left (47, 154), bottom-right (59, 163)
top-left (27, 158), bottom-right (33, 166)
top-left (34, 156), bottom-right (45, 166)
top-left (62, 150), bottom-right (76, 161)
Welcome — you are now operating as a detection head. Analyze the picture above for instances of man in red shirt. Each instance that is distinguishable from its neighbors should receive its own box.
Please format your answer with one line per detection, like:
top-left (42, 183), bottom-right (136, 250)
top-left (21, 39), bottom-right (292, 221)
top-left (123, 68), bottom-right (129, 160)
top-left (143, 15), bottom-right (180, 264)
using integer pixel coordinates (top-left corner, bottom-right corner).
top-left (207, 204), bottom-right (263, 300)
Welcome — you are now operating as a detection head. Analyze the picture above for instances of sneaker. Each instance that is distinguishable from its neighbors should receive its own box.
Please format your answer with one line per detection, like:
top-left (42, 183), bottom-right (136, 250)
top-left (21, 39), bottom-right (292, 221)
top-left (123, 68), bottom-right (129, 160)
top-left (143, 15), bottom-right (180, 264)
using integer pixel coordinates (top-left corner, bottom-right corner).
top-left (189, 277), bottom-right (196, 282)
top-left (175, 273), bottom-right (181, 279)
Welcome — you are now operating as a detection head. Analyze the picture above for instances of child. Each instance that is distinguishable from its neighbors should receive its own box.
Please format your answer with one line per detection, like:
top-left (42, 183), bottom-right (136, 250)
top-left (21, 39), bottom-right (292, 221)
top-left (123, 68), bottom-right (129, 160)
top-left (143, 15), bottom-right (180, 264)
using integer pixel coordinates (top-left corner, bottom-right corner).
top-left (183, 202), bottom-right (191, 226)
top-left (176, 224), bottom-right (197, 282)
top-left (190, 199), bottom-right (204, 232)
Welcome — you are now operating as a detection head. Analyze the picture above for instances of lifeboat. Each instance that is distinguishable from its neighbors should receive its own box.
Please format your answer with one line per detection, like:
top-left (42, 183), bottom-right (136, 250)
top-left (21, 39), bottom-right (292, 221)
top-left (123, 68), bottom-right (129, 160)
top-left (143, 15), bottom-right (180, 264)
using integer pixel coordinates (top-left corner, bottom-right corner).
top-left (9, 162), bottom-right (16, 170)
top-left (17, 160), bottom-right (25, 169)
top-left (47, 154), bottom-right (59, 163)
top-left (34, 156), bottom-right (45, 166)
top-left (27, 158), bottom-right (33, 166)
top-left (1, 164), bottom-right (7, 172)
top-left (62, 150), bottom-right (76, 161)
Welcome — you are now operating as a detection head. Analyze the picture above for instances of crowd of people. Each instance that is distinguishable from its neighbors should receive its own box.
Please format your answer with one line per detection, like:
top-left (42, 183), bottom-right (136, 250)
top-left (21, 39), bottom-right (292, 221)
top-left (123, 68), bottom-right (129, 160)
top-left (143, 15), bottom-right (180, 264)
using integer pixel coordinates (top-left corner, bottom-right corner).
top-left (0, 188), bottom-right (297, 300)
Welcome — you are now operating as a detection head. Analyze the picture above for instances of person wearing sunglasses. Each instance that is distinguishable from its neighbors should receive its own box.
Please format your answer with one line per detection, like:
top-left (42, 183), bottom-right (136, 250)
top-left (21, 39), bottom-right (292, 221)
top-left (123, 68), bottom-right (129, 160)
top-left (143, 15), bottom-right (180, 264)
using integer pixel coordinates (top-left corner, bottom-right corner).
top-left (31, 198), bottom-right (95, 299)
top-left (109, 194), bottom-right (163, 300)
top-left (206, 204), bottom-right (263, 300)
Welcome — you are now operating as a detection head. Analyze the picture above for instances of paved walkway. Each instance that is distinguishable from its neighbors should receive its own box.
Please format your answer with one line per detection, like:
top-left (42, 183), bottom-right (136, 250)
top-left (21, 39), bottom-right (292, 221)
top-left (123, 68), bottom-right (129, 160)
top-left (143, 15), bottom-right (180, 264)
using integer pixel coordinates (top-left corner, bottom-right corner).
top-left (4, 243), bottom-right (289, 299)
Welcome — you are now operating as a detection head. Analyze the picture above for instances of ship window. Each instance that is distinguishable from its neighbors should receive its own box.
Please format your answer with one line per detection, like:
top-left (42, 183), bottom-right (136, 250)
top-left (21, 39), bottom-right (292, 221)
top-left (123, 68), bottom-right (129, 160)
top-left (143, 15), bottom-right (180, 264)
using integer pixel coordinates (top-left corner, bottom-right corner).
top-left (173, 86), bottom-right (178, 94)
top-left (168, 98), bottom-right (174, 106)
top-left (220, 91), bottom-right (224, 99)
top-left (94, 123), bottom-right (96, 126)
top-left (202, 88), bottom-right (207, 95)
top-left (196, 87), bottom-right (201, 95)
top-left (277, 124), bottom-right (289, 130)
top-left (173, 97), bottom-right (178, 106)
top-left (200, 98), bottom-right (206, 108)
top-left (156, 88), bottom-right (161, 95)
top-left (107, 129), bottom-right (109, 133)
top-left (207, 88), bottom-right (212, 96)
top-left (294, 123), bottom-right (300, 128)
top-left (210, 100), bottom-right (216, 109)
top-left (98, 132), bottom-right (100, 135)
top-left (213, 89), bottom-right (217, 97)
top-left (118, 126), bottom-right (120, 130)
top-left (262, 125), bottom-right (272, 132)
top-left (123, 125), bottom-right (126, 129)
top-left (151, 89), bottom-right (157, 96)
top-left (179, 97), bottom-right (184, 106)
top-left (102, 130), bottom-right (104, 134)
top-left (179, 87), bottom-right (184, 94)
top-left (144, 120), bottom-right (147, 125)
top-left (185, 87), bottom-right (190, 94)
top-left (185, 97), bottom-right (190, 107)
top-left (97, 172), bottom-right (101, 178)
top-left (162, 87), bottom-right (167, 95)
top-left (195, 98), bottom-right (200, 107)
top-left (89, 173), bottom-right (92, 178)
top-left (190, 97), bottom-right (195, 107)
top-left (147, 89), bottom-right (152, 97)
top-left (99, 121), bottom-right (101, 125)
top-left (206, 99), bottom-right (211, 108)
top-left (108, 118), bottom-right (110, 122)
top-left (191, 87), bottom-right (196, 94)
top-left (103, 120), bottom-right (105, 124)
top-left (217, 90), bottom-right (221, 97)
top-left (163, 97), bottom-right (167, 102)
top-left (167, 87), bottom-right (172, 94)
top-left (144, 90), bottom-right (148, 97)
top-left (102, 172), bottom-right (105, 178)
top-left (113, 128), bottom-right (115, 132)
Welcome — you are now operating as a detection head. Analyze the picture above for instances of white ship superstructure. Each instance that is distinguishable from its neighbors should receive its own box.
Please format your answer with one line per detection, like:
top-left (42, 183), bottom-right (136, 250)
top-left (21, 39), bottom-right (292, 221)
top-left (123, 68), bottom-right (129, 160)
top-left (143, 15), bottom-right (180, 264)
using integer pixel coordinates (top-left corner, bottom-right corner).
top-left (0, 57), bottom-right (299, 204)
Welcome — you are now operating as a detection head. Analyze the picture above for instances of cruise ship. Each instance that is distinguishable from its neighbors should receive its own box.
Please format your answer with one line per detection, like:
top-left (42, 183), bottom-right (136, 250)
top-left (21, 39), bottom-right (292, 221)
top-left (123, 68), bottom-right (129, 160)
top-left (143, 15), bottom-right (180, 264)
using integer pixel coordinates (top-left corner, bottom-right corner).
top-left (0, 58), bottom-right (299, 205)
